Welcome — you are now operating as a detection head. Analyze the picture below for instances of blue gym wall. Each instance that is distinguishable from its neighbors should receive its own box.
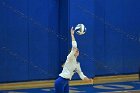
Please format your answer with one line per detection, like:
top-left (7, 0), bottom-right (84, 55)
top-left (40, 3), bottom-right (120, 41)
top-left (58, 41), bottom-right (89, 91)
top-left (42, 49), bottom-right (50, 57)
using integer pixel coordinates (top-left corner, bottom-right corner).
top-left (69, 0), bottom-right (140, 78)
top-left (0, 0), bottom-right (60, 82)
top-left (0, 0), bottom-right (140, 82)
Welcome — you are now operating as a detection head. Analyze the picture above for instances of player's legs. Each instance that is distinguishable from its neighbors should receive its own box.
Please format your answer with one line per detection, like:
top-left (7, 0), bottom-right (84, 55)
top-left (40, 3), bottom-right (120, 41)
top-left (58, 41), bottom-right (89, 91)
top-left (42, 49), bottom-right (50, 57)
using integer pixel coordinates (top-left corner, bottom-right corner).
top-left (64, 81), bottom-right (69, 93)
top-left (55, 77), bottom-right (69, 93)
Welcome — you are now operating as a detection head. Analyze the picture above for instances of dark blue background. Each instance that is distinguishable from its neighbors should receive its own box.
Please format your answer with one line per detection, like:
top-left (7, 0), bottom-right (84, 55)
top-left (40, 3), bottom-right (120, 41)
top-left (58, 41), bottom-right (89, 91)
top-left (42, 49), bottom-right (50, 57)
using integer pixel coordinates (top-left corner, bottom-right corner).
top-left (0, 0), bottom-right (140, 82)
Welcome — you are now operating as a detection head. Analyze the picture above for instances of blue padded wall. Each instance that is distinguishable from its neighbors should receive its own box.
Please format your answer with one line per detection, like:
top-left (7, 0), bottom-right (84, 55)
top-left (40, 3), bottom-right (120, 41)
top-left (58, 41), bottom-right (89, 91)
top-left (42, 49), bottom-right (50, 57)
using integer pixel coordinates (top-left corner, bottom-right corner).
top-left (0, 0), bottom-right (140, 82)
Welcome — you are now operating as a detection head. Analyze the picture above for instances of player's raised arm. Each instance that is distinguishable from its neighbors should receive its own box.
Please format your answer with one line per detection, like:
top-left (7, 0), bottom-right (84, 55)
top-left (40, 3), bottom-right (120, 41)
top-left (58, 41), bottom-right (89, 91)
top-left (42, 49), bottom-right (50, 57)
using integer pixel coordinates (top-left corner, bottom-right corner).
top-left (71, 27), bottom-right (77, 48)
top-left (67, 27), bottom-right (79, 60)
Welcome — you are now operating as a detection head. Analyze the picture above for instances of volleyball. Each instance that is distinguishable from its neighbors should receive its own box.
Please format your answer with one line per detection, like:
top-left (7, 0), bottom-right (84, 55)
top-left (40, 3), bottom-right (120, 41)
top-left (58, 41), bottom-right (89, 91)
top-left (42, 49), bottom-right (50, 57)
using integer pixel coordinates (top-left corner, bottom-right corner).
top-left (75, 24), bottom-right (86, 35)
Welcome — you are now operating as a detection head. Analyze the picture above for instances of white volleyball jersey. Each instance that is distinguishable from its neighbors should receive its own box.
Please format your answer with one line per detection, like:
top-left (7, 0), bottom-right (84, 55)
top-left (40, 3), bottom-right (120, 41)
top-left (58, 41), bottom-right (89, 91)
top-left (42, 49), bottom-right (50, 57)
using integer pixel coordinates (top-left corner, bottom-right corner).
top-left (59, 41), bottom-right (87, 80)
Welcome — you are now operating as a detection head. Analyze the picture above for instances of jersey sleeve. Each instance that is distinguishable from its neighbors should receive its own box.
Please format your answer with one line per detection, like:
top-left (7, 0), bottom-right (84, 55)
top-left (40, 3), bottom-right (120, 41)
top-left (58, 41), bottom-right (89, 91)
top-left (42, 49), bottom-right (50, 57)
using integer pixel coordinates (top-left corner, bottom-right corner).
top-left (67, 41), bottom-right (77, 60)
top-left (77, 63), bottom-right (87, 80)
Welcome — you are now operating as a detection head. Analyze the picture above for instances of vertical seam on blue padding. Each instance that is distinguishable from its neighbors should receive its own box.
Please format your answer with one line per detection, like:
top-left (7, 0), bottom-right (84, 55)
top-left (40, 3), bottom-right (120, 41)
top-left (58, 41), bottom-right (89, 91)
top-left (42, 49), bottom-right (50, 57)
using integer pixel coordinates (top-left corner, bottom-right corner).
top-left (58, 0), bottom-right (61, 76)
top-left (103, 0), bottom-right (106, 73)
top-left (68, 0), bottom-right (70, 53)
top-left (27, 0), bottom-right (30, 80)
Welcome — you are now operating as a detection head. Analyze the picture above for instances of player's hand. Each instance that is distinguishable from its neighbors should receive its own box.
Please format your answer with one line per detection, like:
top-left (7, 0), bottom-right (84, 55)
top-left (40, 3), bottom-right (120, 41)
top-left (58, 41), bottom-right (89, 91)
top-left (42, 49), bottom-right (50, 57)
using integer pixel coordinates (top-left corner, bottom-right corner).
top-left (83, 77), bottom-right (93, 84)
top-left (89, 78), bottom-right (93, 84)
top-left (71, 27), bottom-right (75, 35)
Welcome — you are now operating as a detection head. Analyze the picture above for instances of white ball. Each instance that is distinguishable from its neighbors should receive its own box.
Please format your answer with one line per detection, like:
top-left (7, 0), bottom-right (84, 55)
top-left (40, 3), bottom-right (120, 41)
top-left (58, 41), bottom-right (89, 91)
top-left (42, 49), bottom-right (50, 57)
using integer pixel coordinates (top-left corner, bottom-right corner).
top-left (75, 24), bottom-right (86, 35)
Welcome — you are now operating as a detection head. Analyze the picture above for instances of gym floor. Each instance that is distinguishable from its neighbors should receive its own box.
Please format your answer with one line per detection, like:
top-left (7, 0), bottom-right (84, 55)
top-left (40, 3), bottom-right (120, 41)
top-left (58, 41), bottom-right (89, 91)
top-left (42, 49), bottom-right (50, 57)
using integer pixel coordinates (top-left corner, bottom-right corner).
top-left (1, 80), bottom-right (140, 93)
